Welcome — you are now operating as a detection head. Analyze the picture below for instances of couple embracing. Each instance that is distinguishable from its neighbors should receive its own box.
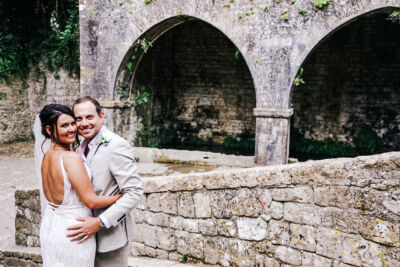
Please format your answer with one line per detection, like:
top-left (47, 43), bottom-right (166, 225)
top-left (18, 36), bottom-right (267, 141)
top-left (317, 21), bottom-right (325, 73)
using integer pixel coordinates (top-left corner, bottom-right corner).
top-left (35, 96), bottom-right (143, 267)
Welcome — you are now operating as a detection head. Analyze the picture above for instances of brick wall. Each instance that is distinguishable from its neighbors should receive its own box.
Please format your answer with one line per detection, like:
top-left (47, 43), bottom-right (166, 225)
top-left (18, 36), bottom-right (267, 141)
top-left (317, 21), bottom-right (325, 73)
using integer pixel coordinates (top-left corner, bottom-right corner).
top-left (292, 12), bottom-right (400, 150)
top-left (15, 152), bottom-right (400, 266)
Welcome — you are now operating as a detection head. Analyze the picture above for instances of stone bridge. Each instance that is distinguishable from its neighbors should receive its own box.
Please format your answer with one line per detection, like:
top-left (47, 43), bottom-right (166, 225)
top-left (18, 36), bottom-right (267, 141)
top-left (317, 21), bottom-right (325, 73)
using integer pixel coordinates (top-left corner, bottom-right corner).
top-left (79, 0), bottom-right (400, 165)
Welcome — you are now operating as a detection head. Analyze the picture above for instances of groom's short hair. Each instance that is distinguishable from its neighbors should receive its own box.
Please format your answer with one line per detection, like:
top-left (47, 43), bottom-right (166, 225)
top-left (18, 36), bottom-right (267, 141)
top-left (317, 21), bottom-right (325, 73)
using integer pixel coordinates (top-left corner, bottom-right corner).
top-left (73, 96), bottom-right (102, 115)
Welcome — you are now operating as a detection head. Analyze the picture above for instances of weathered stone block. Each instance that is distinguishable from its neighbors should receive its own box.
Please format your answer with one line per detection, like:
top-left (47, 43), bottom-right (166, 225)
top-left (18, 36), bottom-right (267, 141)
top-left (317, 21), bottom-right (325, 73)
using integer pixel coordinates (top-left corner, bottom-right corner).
top-left (182, 218), bottom-right (199, 233)
top-left (193, 192), bottom-right (212, 218)
top-left (314, 186), bottom-right (352, 208)
top-left (175, 230), bottom-right (204, 259)
top-left (210, 189), bottom-right (262, 218)
top-left (135, 224), bottom-right (147, 243)
top-left (132, 208), bottom-right (144, 224)
top-left (263, 256), bottom-right (280, 267)
top-left (272, 186), bottom-right (313, 203)
top-left (135, 195), bottom-right (147, 210)
top-left (199, 219), bottom-right (217, 236)
top-left (284, 203), bottom-right (321, 226)
top-left (320, 207), bottom-right (361, 234)
top-left (144, 246), bottom-right (157, 257)
top-left (289, 223), bottom-right (316, 252)
top-left (264, 201), bottom-right (284, 220)
top-left (258, 189), bottom-right (272, 207)
top-left (359, 218), bottom-right (400, 246)
top-left (141, 224), bottom-right (157, 248)
top-left (267, 219), bottom-right (290, 246)
top-left (169, 215), bottom-right (184, 230)
top-left (275, 246), bottom-right (302, 265)
top-left (156, 227), bottom-right (176, 251)
top-left (159, 192), bottom-right (177, 215)
top-left (156, 249), bottom-right (169, 259)
top-left (131, 241), bottom-right (146, 256)
top-left (237, 217), bottom-right (267, 241)
top-left (203, 237), bottom-right (220, 265)
top-left (316, 227), bottom-right (383, 266)
top-left (178, 193), bottom-right (195, 218)
top-left (302, 252), bottom-right (332, 267)
top-left (217, 219), bottom-right (237, 237)
top-left (146, 193), bottom-right (160, 212)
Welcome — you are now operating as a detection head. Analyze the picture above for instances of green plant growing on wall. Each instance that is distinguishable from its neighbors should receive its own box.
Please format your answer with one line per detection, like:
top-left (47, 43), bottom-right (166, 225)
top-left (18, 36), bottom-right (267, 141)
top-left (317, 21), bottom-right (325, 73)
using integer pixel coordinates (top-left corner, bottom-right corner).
top-left (137, 38), bottom-right (153, 53)
top-left (299, 9), bottom-right (307, 16)
top-left (291, 0), bottom-right (297, 4)
top-left (144, 0), bottom-right (153, 5)
top-left (234, 49), bottom-right (240, 60)
top-left (311, 0), bottom-right (331, 11)
top-left (116, 82), bottom-right (130, 96)
top-left (136, 91), bottom-right (150, 105)
top-left (294, 67), bottom-right (305, 86)
top-left (178, 254), bottom-right (188, 263)
top-left (388, 10), bottom-right (400, 23)
top-left (0, 92), bottom-right (6, 100)
top-left (281, 11), bottom-right (289, 21)
top-left (238, 8), bottom-right (254, 20)
top-left (263, 5), bottom-right (269, 12)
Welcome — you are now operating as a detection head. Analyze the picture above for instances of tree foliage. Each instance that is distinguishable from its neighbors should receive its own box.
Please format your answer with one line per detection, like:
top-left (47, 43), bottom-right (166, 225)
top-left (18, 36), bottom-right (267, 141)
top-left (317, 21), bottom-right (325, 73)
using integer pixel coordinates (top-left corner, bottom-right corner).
top-left (0, 0), bottom-right (79, 82)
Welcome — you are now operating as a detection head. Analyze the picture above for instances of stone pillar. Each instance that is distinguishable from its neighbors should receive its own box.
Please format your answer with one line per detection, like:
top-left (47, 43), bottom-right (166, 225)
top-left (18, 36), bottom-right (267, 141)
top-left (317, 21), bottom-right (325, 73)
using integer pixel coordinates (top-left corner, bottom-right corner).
top-left (253, 108), bottom-right (293, 165)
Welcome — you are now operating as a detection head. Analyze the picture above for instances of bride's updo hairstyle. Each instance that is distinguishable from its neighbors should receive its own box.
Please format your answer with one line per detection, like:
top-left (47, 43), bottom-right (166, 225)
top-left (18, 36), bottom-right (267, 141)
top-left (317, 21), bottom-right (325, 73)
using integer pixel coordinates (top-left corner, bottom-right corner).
top-left (39, 104), bottom-right (75, 143)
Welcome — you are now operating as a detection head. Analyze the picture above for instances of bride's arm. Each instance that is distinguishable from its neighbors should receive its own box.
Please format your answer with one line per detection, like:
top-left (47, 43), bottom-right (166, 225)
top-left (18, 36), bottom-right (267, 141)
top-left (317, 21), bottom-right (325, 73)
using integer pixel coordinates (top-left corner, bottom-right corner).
top-left (63, 152), bottom-right (122, 209)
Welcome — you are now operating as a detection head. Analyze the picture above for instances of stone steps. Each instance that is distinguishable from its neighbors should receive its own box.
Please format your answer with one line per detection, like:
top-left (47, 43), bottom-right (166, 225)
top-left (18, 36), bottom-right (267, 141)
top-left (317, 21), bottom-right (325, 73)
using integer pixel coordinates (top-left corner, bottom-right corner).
top-left (0, 244), bottom-right (214, 267)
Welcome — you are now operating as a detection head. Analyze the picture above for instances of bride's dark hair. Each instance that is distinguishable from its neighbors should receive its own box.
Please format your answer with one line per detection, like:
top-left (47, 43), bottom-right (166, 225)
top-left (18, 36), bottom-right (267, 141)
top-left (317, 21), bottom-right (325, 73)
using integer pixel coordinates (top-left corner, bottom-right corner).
top-left (39, 104), bottom-right (76, 144)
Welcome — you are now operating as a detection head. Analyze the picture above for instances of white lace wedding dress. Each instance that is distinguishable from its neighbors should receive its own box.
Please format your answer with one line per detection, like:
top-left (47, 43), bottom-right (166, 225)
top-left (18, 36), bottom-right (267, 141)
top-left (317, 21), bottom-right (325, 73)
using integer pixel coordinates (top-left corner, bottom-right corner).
top-left (40, 152), bottom-right (96, 267)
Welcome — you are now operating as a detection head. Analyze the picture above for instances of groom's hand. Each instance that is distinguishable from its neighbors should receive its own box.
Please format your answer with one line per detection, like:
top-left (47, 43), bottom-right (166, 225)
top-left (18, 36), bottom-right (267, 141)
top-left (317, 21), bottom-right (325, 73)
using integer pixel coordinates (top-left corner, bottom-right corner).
top-left (66, 216), bottom-right (101, 243)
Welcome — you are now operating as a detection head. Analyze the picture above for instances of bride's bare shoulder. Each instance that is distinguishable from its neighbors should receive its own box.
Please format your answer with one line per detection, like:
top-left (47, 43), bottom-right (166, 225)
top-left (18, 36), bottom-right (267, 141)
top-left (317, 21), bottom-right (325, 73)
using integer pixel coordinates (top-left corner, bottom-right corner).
top-left (62, 151), bottom-right (82, 161)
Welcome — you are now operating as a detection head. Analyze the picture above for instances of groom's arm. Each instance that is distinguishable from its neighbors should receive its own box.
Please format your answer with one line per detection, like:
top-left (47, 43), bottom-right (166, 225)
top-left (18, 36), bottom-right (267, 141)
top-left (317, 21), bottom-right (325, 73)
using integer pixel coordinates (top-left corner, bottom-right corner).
top-left (67, 139), bottom-right (142, 242)
top-left (100, 139), bottom-right (143, 226)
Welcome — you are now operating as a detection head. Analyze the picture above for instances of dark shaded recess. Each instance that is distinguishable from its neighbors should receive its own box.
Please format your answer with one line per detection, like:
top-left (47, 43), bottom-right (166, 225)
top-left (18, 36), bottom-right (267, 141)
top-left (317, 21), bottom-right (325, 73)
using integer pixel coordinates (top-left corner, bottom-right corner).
top-left (291, 10), bottom-right (400, 161)
top-left (133, 20), bottom-right (256, 155)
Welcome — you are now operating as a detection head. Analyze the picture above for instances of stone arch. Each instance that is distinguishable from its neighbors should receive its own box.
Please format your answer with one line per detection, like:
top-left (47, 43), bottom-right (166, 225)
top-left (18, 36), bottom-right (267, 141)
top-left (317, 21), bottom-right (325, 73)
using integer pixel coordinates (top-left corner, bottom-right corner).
top-left (289, 5), bottom-right (400, 103)
top-left (289, 6), bottom-right (400, 160)
top-left (111, 15), bottom-right (257, 154)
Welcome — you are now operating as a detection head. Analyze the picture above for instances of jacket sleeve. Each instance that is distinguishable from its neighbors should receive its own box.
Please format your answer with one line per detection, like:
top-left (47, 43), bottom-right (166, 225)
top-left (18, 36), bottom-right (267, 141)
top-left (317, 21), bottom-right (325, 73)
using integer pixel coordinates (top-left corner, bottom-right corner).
top-left (100, 139), bottom-right (143, 227)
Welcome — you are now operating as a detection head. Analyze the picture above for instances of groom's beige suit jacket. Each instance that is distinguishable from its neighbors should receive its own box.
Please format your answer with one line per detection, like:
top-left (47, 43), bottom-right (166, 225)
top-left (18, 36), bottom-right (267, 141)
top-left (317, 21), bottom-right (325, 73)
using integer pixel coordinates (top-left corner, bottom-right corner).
top-left (77, 127), bottom-right (143, 253)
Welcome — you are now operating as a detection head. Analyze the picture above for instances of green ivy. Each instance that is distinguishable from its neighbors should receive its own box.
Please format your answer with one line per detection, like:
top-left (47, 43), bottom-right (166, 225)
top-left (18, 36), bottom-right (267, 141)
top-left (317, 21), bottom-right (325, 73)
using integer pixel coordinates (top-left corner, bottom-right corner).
top-left (0, 0), bottom-right (79, 83)
top-left (388, 10), bottom-right (400, 23)
top-left (311, 0), bottom-right (331, 11)
top-left (294, 67), bottom-right (305, 86)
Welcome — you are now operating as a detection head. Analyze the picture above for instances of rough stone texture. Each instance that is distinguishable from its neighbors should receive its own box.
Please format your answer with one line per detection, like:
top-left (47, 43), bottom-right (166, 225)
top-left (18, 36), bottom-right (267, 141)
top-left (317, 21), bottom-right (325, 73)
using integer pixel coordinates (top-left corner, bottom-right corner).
top-left (15, 153), bottom-right (400, 266)
top-left (79, 0), bottom-right (400, 164)
top-left (0, 250), bottom-right (42, 267)
top-left (0, 67), bottom-right (79, 144)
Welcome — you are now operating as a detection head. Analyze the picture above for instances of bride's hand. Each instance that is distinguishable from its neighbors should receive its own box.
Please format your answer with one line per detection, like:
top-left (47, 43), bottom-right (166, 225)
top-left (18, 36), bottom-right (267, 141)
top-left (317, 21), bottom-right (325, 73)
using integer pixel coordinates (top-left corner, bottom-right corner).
top-left (116, 193), bottom-right (123, 200)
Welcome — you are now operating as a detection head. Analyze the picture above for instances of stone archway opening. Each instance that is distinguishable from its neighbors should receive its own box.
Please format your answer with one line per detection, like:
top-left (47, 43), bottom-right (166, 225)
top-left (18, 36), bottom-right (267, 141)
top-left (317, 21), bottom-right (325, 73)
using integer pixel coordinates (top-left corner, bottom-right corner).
top-left (114, 17), bottom-right (256, 156)
top-left (290, 7), bottom-right (400, 161)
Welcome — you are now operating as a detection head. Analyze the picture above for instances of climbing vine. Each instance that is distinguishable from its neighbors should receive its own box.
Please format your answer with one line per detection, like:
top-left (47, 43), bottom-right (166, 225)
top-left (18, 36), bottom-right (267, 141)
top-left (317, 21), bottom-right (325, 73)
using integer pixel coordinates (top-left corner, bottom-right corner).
top-left (0, 0), bottom-right (79, 82)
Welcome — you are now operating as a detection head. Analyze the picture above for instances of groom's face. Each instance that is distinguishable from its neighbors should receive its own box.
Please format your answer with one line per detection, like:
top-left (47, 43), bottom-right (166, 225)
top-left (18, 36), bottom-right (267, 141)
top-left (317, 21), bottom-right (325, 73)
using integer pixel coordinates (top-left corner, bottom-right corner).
top-left (73, 101), bottom-right (104, 142)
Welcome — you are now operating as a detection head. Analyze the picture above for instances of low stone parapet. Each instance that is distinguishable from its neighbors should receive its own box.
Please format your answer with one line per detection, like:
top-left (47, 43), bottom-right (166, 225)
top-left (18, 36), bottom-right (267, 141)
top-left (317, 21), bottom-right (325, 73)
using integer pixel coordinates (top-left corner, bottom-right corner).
top-left (15, 152), bottom-right (400, 266)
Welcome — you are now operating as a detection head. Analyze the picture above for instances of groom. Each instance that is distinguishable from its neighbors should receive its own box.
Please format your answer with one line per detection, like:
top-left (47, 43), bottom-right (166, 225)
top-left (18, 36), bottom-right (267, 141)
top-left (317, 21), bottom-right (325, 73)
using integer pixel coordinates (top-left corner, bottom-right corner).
top-left (67, 96), bottom-right (143, 266)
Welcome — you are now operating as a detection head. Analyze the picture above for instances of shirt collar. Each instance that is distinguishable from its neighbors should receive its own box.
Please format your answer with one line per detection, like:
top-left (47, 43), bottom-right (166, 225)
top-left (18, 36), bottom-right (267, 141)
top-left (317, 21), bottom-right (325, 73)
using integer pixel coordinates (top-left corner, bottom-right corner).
top-left (80, 126), bottom-right (105, 152)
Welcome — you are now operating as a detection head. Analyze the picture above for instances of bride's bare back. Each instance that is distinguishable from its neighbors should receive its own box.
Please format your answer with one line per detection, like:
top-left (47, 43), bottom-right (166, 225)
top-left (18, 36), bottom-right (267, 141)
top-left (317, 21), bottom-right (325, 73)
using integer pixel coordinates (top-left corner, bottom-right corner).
top-left (41, 149), bottom-right (66, 205)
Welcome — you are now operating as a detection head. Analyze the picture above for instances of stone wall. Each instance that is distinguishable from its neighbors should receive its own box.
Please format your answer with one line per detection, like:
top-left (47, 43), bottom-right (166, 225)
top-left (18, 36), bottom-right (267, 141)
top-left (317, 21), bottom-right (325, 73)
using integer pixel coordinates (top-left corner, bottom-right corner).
top-left (112, 20), bottom-right (256, 147)
top-left (0, 250), bottom-right (42, 267)
top-left (15, 152), bottom-right (400, 266)
top-left (15, 190), bottom-right (41, 247)
top-left (0, 68), bottom-right (79, 144)
top-left (292, 11), bottom-right (400, 150)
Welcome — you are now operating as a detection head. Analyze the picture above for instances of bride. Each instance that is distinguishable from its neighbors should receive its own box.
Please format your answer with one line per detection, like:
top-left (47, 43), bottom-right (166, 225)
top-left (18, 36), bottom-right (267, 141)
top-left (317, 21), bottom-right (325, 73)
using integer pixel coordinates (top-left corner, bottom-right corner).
top-left (37, 104), bottom-right (122, 266)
